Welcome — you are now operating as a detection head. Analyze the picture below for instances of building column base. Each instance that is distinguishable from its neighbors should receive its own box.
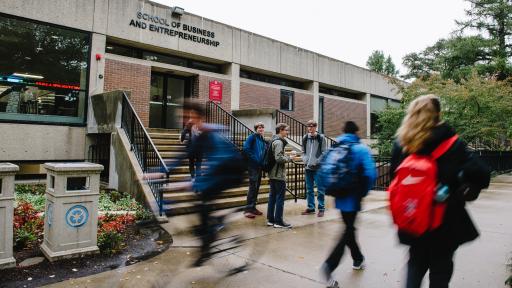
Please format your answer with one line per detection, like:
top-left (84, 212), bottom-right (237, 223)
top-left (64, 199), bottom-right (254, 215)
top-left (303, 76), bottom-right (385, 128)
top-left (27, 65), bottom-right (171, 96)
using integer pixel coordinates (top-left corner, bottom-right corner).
top-left (0, 257), bottom-right (16, 270)
top-left (41, 243), bottom-right (99, 263)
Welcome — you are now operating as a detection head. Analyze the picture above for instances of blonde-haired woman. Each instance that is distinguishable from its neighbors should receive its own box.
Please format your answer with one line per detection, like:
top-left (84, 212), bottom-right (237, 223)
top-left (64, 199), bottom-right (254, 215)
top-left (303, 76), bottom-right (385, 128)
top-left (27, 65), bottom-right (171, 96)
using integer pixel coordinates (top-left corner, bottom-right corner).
top-left (390, 95), bottom-right (490, 288)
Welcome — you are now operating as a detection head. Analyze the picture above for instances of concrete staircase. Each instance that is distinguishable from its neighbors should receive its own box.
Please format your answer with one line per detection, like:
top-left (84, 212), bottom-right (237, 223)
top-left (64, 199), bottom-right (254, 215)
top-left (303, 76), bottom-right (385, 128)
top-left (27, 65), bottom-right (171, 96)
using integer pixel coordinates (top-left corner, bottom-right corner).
top-left (147, 128), bottom-right (302, 215)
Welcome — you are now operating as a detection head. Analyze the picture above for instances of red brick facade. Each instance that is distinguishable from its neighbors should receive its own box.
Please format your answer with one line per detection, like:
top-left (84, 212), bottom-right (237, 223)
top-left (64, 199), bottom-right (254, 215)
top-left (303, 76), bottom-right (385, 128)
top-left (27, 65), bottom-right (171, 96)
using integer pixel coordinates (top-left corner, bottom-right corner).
top-left (323, 97), bottom-right (367, 138)
top-left (194, 75), bottom-right (231, 112)
top-left (240, 81), bottom-right (314, 123)
top-left (104, 59), bottom-right (151, 126)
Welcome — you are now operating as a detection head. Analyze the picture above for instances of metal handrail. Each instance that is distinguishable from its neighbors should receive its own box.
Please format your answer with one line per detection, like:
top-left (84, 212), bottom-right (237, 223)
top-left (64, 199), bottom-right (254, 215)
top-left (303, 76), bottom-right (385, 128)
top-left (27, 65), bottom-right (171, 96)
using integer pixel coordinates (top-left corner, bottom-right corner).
top-left (275, 109), bottom-right (337, 147)
top-left (205, 101), bottom-right (254, 150)
top-left (120, 92), bottom-right (169, 216)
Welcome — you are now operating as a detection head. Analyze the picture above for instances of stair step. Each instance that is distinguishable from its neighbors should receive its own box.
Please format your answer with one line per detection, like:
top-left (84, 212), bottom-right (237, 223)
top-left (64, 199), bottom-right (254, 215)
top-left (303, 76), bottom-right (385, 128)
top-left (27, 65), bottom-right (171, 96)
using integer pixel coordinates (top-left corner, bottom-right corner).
top-left (147, 128), bottom-right (181, 134)
top-left (149, 132), bottom-right (181, 139)
top-left (167, 173), bottom-right (271, 185)
top-left (163, 185), bottom-right (271, 202)
top-left (156, 145), bottom-right (187, 152)
top-left (161, 151), bottom-right (186, 158)
top-left (153, 139), bottom-right (184, 145)
top-left (164, 192), bottom-right (296, 216)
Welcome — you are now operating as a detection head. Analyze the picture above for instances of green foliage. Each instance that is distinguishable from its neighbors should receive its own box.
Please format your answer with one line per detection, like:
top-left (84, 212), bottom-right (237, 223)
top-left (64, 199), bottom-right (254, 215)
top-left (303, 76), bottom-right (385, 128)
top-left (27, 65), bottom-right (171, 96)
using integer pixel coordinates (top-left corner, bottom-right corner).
top-left (367, 50), bottom-right (399, 77)
top-left (97, 230), bottom-right (124, 255)
top-left (14, 227), bottom-right (37, 250)
top-left (98, 190), bottom-right (142, 212)
top-left (13, 201), bottom-right (44, 250)
top-left (375, 74), bottom-right (512, 155)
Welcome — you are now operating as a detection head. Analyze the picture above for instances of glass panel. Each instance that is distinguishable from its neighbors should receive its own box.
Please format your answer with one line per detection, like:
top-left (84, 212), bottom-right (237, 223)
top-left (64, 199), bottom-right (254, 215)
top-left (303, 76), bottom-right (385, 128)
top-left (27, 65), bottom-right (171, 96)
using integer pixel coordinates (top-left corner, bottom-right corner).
top-left (142, 51), bottom-right (187, 67)
top-left (280, 89), bottom-right (294, 111)
top-left (370, 96), bottom-right (388, 113)
top-left (165, 77), bottom-right (185, 129)
top-left (0, 14), bottom-right (89, 124)
top-left (149, 75), bottom-right (164, 128)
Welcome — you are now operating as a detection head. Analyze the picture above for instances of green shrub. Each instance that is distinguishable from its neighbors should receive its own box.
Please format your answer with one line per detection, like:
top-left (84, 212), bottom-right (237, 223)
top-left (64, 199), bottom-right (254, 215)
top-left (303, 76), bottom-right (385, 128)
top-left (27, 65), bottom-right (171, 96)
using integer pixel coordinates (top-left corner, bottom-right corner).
top-left (97, 230), bottom-right (124, 255)
top-left (14, 227), bottom-right (37, 250)
top-left (135, 207), bottom-right (153, 221)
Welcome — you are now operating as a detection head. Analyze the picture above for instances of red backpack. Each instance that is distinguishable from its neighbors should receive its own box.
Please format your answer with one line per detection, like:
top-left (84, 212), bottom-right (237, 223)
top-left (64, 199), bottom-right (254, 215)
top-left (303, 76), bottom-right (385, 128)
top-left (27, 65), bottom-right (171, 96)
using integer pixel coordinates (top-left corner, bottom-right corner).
top-left (388, 135), bottom-right (458, 237)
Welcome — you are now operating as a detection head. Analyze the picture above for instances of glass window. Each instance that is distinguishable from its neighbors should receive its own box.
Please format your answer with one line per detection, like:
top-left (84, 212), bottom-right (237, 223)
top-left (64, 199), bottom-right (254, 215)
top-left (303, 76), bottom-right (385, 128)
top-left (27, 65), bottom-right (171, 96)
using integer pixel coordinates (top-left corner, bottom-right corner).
top-left (319, 86), bottom-right (363, 100)
top-left (142, 51), bottom-right (187, 67)
top-left (280, 89), bottom-right (294, 111)
top-left (0, 15), bottom-right (90, 124)
top-left (240, 70), bottom-right (304, 89)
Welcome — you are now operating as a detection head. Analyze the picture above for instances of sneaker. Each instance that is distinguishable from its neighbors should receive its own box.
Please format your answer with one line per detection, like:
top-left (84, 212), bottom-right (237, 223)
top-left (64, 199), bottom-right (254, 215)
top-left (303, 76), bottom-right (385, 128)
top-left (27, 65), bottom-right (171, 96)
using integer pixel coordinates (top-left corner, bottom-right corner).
top-left (252, 208), bottom-right (263, 215)
top-left (266, 221), bottom-right (274, 226)
top-left (273, 221), bottom-right (292, 228)
top-left (327, 279), bottom-right (339, 288)
top-left (352, 257), bottom-right (365, 270)
top-left (301, 209), bottom-right (315, 215)
top-left (244, 212), bottom-right (256, 219)
top-left (320, 263), bottom-right (337, 287)
top-left (317, 210), bottom-right (325, 217)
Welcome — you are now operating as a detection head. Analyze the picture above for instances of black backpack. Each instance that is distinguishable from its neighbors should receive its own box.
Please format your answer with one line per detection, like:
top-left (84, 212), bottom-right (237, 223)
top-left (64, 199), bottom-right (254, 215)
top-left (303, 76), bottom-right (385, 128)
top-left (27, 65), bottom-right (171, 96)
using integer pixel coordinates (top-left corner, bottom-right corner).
top-left (262, 138), bottom-right (284, 173)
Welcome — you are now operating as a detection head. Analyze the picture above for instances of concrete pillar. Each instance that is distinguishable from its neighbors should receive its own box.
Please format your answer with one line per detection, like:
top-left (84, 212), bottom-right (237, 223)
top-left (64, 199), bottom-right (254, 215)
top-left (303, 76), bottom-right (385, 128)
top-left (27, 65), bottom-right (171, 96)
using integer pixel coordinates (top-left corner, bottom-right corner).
top-left (41, 163), bottom-right (103, 262)
top-left (312, 81), bottom-right (320, 123)
top-left (86, 33), bottom-right (107, 135)
top-left (229, 63), bottom-right (240, 111)
top-left (0, 163), bottom-right (19, 269)
top-left (365, 93), bottom-right (371, 139)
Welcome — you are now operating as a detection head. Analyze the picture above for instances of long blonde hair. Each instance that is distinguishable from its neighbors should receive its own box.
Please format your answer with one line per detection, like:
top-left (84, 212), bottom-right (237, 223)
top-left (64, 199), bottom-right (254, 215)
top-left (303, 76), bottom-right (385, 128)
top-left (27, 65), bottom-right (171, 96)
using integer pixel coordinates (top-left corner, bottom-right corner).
top-left (396, 94), bottom-right (441, 154)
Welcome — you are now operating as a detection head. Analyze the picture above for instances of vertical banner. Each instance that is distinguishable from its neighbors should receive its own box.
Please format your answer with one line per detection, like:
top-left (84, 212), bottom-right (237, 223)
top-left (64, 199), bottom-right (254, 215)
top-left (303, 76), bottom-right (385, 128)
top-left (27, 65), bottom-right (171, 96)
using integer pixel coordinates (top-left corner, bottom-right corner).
top-left (209, 80), bottom-right (223, 103)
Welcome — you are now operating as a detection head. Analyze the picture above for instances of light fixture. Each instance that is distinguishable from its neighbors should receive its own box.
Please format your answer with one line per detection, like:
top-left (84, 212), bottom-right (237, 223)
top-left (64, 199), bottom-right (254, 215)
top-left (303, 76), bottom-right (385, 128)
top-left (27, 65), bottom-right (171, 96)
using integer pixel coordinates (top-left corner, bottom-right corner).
top-left (13, 73), bottom-right (44, 79)
top-left (172, 6), bottom-right (184, 16)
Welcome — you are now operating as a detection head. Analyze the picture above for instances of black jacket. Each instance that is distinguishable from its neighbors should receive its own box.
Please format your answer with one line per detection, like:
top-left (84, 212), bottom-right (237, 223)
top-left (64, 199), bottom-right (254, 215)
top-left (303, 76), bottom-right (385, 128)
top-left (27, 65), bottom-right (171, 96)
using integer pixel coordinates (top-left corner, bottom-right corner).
top-left (391, 123), bottom-right (490, 248)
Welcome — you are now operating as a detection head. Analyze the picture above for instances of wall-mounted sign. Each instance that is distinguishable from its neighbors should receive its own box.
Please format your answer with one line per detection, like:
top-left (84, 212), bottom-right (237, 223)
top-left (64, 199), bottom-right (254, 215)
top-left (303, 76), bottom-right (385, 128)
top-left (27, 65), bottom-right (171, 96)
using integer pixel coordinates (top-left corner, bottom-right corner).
top-left (129, 12), bottom-right (220, 47)
top-left (209, 80), bottom-right (223, 103)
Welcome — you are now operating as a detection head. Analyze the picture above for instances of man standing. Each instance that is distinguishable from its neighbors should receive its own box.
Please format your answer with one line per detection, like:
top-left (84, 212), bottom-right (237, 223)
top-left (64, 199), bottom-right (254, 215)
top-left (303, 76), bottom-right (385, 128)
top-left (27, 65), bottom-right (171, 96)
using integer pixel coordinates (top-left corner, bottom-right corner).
top-left (243, 122), bottom-right (267, 218)
top-left (321, 121), bottom-right (376, 288)
top-left (267, 123), bottom-right (296, 228)
top-left (301, 120), bottom-right (327, 217)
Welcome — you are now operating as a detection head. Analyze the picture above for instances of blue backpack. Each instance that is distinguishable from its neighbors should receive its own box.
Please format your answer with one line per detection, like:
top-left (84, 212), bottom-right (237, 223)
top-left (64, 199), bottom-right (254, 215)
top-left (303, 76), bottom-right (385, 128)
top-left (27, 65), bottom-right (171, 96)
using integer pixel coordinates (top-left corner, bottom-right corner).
top-left (318, 142), bottom-right (358, 197)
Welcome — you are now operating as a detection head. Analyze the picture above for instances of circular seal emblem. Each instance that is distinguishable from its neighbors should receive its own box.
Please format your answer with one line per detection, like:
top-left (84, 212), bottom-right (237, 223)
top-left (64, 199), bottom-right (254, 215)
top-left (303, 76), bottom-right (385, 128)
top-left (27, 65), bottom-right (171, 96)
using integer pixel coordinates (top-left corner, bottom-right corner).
top-left (65, 205), bottom-right (89, 228)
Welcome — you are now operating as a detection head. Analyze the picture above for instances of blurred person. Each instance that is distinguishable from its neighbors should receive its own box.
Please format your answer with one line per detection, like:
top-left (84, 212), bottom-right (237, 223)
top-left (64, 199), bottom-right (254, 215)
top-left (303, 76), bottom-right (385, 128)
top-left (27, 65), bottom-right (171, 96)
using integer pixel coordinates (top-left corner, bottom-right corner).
top-left (266, 123), bottom-right (296, 228)
top-left (180, 118), bottom-right (202, 179)
top-left (242, 122), bottom-right (267, 218)
top-left (389, 95), bottom-right (490, 288)
top-left (301, 119), bottom-right (328, 217)
top-left (321, 121), bottom-right (376, 288)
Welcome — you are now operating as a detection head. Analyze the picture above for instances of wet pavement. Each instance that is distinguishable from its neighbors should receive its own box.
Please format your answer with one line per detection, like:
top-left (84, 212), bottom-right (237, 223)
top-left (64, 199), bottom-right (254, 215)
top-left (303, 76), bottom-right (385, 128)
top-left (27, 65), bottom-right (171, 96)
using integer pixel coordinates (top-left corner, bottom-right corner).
top-left (45, 176), bottom-right (512, 288)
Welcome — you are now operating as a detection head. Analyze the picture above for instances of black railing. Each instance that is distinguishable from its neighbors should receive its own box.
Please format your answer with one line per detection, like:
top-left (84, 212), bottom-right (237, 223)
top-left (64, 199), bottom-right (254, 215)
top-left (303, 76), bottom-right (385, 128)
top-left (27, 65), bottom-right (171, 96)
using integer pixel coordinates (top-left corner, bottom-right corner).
top-left (471, 150), bottom-right (512, 175)
top-left (120, 93), bottom-right (169, 216)
top-left (286, 161), bottom-right (306, 200)
top-left (205, 101), bottom-right (254, 150)
top-left (87, 133), bottom-right (111, 183)
top-left (373, 156), bottom-right (392, 191)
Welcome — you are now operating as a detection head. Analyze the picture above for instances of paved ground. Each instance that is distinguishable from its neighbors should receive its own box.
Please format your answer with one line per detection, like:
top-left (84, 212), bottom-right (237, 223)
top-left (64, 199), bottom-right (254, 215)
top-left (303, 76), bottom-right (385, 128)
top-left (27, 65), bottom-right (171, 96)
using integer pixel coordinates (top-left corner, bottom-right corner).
top-left (46, 176), bottom-right (512, 288)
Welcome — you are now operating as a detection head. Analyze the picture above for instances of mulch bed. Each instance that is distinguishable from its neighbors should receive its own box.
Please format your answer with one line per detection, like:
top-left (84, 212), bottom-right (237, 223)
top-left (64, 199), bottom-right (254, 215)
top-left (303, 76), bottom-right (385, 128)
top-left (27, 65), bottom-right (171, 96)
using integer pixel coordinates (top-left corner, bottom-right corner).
top-left (0, 221), bottom-right (172, 288)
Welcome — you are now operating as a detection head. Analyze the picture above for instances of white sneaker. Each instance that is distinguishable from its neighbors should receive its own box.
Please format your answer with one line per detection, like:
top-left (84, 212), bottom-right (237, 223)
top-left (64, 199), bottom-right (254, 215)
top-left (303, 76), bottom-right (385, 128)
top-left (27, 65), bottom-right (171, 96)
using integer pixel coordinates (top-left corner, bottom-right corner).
top-left (266, 221), bottom-right (274, 226)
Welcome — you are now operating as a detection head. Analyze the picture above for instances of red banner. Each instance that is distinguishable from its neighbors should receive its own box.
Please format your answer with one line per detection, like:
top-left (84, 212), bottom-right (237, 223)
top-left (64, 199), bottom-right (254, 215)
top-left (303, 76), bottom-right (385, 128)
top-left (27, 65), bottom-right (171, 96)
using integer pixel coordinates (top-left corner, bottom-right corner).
top-left (209, 80), bottom-right (223, 103)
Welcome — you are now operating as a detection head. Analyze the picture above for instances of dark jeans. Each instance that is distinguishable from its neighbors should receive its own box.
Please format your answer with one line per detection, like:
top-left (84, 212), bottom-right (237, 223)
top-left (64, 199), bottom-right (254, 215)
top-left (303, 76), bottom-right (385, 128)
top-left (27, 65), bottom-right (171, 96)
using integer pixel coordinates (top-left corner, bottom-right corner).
top-left (188, 157), bottom-right (202, 179)
top-left (245, 166), bottom-right (262, 211)
top-left (406, 243), bottom-right (456, 288)
top-left (267, 179), bottom-right (286, 223)
top-left (324, 211), bottom-right (364, 271)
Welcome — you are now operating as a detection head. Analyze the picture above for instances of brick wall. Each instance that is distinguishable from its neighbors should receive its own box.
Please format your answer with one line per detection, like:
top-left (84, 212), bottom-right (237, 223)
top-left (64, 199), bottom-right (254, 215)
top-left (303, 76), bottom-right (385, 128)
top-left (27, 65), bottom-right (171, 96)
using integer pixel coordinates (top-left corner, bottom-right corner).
top-left (104, 59), bottom-right (151, 126)
top-left (195, 75), bottom-right (231, 112)
top-left (240, 81), bottom-right (314, 123)
top-left (323, 97), bottom-right (367, 138)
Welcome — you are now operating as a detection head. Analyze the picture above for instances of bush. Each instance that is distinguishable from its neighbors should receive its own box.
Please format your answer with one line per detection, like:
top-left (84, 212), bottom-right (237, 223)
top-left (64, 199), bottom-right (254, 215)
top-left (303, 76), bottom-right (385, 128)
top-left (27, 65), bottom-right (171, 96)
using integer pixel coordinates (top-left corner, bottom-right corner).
top-left (13, 201), bottom-right (43, 250)
top-left (97, 230), bottom-right (124, 255)
top-left (97, 213), bottom-right (136, 255)
top-left (99, 190), bottom-right (142, 212)
top-left (15, 184), bottom-right (46, 212)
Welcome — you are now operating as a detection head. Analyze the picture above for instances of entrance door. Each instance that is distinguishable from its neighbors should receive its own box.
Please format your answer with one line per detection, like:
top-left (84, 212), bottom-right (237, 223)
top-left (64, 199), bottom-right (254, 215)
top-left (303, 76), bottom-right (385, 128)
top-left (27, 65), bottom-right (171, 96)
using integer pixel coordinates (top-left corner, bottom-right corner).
top-left (149, 73), bottom-right (190, 129)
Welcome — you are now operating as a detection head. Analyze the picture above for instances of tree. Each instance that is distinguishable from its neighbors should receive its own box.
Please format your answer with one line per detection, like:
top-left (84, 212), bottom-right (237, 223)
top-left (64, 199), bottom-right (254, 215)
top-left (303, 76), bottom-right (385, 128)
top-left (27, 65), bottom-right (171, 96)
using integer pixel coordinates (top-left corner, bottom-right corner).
top-left (374, 73), bottom-right (512, 156)
top-left (402, 0), bottom-right (512, 81)
top-left (366, 50), bottom-right (399, 77)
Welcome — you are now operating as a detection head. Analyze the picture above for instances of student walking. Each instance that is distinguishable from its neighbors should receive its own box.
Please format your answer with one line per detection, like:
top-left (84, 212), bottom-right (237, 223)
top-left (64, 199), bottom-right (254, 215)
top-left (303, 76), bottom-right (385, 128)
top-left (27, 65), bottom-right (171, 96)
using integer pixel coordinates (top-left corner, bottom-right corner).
top-left (243, 122), bottom-right (267, 218)
top-left (180, 119), bottom-right (201, 179)
top-left (301, 120), bottom-right (327, 217)
top-left (266, 123), bottom-right (296, 228)
top-left (389, 94), bottom-right (490, 288)
top-left (321, 121), bottom-right (376, 288)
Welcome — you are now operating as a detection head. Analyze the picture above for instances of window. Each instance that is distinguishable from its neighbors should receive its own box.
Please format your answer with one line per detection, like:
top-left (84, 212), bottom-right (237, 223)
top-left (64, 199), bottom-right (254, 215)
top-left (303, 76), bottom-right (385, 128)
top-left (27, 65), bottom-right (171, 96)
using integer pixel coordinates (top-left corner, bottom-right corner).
top-left (280, 89), bottom-right (294, 111)
top-left (319, 86), bottom-right (363, 100)
top-left (106, 42), bottom-right (222, 74)
top-left (240, 70), bottom-right (305, 89)
top-left (0, 14), bottom-right (90, 124)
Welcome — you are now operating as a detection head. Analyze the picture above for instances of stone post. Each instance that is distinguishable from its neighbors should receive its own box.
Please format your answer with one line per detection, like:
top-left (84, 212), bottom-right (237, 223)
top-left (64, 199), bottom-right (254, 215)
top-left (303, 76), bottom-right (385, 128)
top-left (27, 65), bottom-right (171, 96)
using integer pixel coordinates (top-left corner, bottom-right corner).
top-left (41, 163), bottom-right (103, 262)
top-left (0, 163), bottom-right (19, 269)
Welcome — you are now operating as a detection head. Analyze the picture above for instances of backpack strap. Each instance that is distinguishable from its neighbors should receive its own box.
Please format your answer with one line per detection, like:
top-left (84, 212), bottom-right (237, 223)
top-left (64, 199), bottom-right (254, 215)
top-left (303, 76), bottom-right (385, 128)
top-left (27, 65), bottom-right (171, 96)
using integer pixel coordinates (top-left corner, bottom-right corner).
top-left (431, 135), bottom-right (458, 160)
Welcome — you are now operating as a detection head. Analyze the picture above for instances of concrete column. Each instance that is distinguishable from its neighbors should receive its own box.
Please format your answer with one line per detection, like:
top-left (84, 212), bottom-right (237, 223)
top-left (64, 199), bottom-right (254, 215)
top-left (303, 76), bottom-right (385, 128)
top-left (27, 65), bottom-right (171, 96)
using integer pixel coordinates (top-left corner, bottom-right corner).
top-left (0, 163), bottom-right (19, 269)
top-left (41, 163), bottom-right (103, 262)
top-left (365, 93), bottom-right (371, 139)
top-left (86, 33), bottom-right (107, 134)
top-left (312, 81), bottom-right (320, 123)
top-left (229, 63), bottom-right (240, 111)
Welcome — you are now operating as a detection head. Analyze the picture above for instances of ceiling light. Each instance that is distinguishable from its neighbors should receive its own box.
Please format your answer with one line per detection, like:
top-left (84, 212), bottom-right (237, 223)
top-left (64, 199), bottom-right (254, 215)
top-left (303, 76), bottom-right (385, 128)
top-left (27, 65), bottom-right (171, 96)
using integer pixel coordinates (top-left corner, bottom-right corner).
top-left (13, 73), bottom-right (44, 79)
top-left (172, 6), bottom-right (184, 16)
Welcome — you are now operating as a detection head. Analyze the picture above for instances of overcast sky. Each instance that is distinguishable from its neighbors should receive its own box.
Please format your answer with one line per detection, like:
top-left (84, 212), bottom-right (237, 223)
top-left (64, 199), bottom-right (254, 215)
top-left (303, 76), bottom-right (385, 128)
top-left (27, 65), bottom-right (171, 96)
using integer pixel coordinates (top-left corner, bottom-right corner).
top-left (152, 0), bottom-right (470, 75)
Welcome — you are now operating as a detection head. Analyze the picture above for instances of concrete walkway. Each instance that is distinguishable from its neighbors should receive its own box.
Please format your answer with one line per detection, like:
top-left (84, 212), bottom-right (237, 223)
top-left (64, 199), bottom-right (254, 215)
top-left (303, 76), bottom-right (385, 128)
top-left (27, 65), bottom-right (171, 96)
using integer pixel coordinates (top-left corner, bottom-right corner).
top-left (46, 176), bottom-right (512, 288)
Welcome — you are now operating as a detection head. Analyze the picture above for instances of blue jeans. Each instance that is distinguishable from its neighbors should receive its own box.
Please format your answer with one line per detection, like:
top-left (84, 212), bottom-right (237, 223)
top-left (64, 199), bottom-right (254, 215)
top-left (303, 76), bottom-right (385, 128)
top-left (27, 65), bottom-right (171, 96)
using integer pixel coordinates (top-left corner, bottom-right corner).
top-left (305, 169), bottom-right (325, 211)
top-left (267, 179), bottom-right (286, 223)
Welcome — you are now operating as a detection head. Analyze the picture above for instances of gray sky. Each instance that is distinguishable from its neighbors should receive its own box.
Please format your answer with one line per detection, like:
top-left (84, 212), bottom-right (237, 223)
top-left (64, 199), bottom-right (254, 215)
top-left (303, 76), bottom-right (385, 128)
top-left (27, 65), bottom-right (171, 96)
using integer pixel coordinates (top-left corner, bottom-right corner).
top-left (152, 0), bottom-right (470, 75)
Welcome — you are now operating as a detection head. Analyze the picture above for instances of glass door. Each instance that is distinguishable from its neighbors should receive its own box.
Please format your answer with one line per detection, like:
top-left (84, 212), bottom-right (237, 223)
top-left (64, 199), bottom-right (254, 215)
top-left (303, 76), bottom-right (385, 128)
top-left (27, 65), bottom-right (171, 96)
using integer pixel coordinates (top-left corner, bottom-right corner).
top-left (149, 73), bottom-right (190, 129)
top-left (149, 74), bottom-right (164, 128)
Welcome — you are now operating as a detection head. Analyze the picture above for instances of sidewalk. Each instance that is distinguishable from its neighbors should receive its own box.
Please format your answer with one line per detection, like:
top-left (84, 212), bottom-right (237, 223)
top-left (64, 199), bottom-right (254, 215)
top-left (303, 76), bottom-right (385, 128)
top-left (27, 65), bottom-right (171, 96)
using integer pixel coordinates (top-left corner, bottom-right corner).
top-left (44, 181), bottom-right (512, 288)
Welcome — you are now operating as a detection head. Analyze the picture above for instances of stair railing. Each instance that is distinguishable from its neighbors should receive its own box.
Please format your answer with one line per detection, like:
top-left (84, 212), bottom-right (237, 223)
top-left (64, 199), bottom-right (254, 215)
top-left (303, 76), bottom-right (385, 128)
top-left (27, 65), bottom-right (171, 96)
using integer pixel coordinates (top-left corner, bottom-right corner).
top-left (205, 101), bottom-right (254, 150)
top-left (120, 92), bottom-right (169, 216)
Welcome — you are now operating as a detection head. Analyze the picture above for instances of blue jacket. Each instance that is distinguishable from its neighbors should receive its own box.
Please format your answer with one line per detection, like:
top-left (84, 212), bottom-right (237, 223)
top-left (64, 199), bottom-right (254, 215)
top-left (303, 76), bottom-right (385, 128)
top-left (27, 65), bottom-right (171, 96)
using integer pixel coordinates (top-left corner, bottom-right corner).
top-left (243, 133), bottom-right (267, 168)
top-left (334, 133), bottom-right (377, 212)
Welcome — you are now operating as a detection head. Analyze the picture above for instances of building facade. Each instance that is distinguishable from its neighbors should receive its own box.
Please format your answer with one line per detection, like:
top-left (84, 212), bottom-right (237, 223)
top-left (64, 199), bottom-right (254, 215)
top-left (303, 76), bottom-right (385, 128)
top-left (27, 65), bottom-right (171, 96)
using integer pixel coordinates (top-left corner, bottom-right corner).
top-left (0, 0), bottom-right (401, 175)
